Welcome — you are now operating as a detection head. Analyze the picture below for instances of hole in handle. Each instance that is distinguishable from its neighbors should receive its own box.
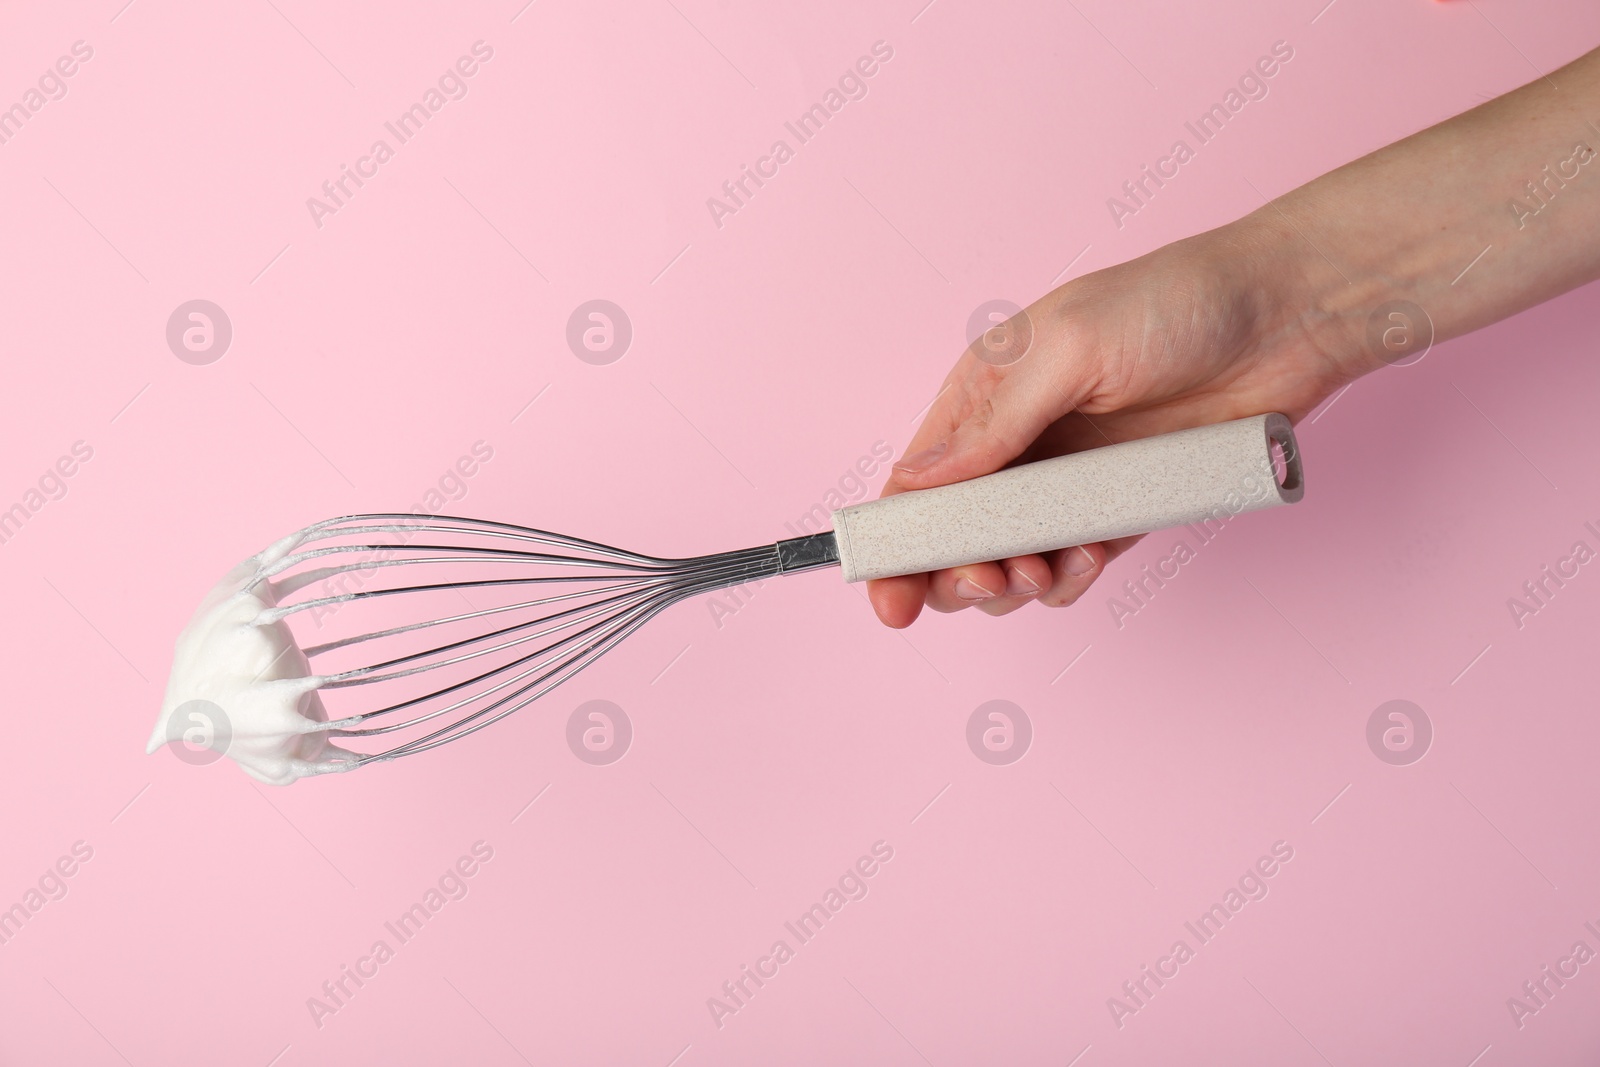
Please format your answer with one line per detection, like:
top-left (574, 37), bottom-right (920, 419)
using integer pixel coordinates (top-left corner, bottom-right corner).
top-left (1269, 430), bottom-right (1302, 492)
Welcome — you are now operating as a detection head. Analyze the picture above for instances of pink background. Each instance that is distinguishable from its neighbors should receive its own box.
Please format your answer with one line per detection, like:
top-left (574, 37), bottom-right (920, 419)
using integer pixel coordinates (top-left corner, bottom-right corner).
top-left (3, 0), bottom-right (1599, 1063)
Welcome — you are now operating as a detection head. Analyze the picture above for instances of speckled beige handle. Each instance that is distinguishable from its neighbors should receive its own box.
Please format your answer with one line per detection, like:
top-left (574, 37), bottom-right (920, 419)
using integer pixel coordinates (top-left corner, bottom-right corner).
top-left (832, 413), bottom-right (1303, 582)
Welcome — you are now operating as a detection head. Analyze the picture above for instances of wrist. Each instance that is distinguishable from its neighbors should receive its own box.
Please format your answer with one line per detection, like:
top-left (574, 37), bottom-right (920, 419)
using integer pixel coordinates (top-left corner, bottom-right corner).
top-left (1222, 193), bottom-right (1448, 380)
top-left (1218, 48), bottom-right (1600, 381)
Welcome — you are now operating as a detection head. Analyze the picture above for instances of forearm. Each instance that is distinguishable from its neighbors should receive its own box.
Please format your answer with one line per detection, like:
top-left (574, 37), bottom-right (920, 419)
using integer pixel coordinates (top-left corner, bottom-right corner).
top-left (1238, 45), bottom-right (1600, 375)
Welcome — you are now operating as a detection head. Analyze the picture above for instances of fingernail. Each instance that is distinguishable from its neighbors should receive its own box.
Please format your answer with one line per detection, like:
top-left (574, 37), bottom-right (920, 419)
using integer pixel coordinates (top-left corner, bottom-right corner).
top-left (1006, 566), bottom-right (1041, 595)
top-left (1065, 547), bottom-right (1096, 577)
top-left (953, 576), bottom-right (997, 601)
top-left (894, 442), bottom-right (947, 473)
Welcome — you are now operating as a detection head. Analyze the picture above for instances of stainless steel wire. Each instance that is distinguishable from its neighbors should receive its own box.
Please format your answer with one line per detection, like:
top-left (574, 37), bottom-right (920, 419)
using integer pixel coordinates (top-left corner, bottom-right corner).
top-left (255, 514), bottom-right (838, 765)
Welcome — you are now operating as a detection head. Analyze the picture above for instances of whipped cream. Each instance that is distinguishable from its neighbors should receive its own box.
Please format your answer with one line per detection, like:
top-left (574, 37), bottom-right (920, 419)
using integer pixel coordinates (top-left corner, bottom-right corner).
top-left (146, 529), bottom-right (357, 785)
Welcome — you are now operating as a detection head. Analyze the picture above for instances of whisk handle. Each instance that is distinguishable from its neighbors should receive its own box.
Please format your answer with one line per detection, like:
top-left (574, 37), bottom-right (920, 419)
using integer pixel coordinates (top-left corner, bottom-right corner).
top-left (830, 413), bottom-right (1303, 583)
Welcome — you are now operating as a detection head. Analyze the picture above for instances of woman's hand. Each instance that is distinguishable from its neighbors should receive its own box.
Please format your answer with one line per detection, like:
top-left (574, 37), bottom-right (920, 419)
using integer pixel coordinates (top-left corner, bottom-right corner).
top-left (867, 46), bottom-right (1600, 628)
top-left (876, 37), bottom-right (1600, 630)
top-left (867, 220), bottom-right (1364, 628)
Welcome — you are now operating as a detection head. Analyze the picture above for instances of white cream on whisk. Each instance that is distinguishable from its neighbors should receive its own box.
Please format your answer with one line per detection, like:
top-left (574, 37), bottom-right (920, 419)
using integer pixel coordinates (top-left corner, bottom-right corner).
top-left (145, 529), bottom-right (356, 786)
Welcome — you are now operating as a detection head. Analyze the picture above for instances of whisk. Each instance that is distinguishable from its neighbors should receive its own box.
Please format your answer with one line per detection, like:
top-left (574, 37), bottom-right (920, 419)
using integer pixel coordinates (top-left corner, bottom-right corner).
top-left (171, 413), bottom-right (1304, 773)
top-left (261, 515), bottom-right (845, 764)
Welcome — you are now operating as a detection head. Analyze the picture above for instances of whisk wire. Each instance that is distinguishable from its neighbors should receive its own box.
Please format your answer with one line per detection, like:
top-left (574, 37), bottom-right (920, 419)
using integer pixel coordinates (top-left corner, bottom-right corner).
top-left (260, 514), bottom-right (837, 766)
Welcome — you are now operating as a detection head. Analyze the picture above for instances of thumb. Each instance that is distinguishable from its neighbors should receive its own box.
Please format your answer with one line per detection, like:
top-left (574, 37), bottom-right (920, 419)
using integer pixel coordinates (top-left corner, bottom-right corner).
top-left (887, 365), bottom-right (1087, 492)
